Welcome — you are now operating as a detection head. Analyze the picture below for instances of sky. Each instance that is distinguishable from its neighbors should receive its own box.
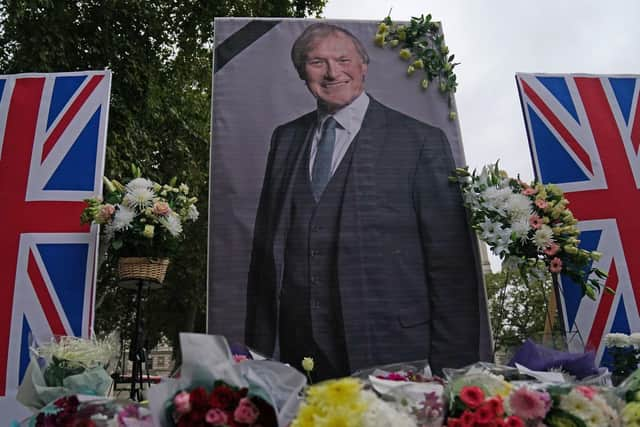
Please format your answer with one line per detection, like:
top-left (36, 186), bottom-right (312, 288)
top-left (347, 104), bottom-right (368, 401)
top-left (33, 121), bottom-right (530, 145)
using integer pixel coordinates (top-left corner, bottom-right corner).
top-left (324, 0), bottom-right (640, 270)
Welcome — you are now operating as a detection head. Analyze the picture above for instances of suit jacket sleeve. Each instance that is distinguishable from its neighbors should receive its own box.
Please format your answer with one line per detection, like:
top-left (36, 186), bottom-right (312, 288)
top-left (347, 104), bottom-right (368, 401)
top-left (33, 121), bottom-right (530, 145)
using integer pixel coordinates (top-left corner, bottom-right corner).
top-left (245, 126), bottom-right (281, 347)
top-left (413, 128), bottom-right (485, 373)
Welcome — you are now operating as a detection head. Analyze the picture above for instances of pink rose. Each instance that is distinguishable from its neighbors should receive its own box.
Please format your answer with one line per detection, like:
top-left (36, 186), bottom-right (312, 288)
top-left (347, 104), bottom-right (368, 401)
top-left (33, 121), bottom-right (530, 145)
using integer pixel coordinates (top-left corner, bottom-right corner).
top-left (173, 391), bottom-right (191, 414)
top-left (233, 397), bottom-right (260, 424)
top-left (152, 201), bottom-right (171, 216)
top-left (205, 408), bottom-right (229, 425)
top-left (535, 199), bottom-right (548, 209)
top-left (96, 204), bottom-right (115, 223)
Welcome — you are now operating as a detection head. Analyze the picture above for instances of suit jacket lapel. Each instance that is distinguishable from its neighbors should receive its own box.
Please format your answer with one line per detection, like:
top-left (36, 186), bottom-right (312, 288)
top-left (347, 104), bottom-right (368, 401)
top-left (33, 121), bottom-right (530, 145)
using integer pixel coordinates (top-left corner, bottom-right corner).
top-left (272, 114), bottom-right (315, 283)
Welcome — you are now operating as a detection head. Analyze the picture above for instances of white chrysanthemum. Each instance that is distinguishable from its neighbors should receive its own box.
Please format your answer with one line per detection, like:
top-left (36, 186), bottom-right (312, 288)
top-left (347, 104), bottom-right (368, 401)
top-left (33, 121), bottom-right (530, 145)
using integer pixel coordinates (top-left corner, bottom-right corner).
top-left (123, 187), bottom-right (155, 210)
top-left (361, 390), bottom-right (416, 427)
top-left (511, 217), bottom-right (530, 241)
top-left (605, 333), bottom-right (630, 348)
top-left (533, 224), bottom-right (554, 250)
top-left (559, 390), bottom-right (591, 419)
top-left (187, 204), bottom-right (199, 221)
top-left (629, 332), bottom-right (640, 347)
top-left (160, 213), bottom-right (183, 237)
top-left (126, 177), bottom-right (154, 190)
top-left (506, 193), bottom-right (533, 221)
top-left (110, 204), bottom-right (135, 230)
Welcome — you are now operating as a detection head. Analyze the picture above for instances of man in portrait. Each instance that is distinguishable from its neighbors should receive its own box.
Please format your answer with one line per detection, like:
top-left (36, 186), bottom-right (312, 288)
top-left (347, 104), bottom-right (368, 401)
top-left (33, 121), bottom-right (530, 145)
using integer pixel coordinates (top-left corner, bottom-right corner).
top-left (244, 22), bottom-right (491, 380)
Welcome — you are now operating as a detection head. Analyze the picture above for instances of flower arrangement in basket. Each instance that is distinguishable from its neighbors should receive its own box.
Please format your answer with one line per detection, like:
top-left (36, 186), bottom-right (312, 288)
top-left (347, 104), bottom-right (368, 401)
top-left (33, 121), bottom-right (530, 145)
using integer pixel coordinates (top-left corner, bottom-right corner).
top-left (80, 165), bottom-right (199, 283)
top-left (451, 162), bottom-right (607, 299)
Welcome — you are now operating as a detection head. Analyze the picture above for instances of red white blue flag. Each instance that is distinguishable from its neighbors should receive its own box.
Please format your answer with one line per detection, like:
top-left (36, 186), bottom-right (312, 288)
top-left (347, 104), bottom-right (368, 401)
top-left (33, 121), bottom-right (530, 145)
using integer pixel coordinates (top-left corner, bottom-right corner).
top-left (516, 73), bottom-right (640, 364)
top-left (0, 71), bottom-right (111, 415)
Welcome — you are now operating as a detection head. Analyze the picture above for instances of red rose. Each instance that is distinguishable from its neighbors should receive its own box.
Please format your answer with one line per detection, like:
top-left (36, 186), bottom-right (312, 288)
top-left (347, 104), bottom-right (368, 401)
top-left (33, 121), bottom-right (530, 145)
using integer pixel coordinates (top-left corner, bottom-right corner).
top-left (447, 418), bottom-right (462, 427)
top-left (475, 403), bottom-right (495, 424)
top-left (460, 410), bottom-right (475, 427)
top-left (460, 386), bottom-right (485, 409)
top-left (504, 416), bottom-right (525, 427)
top-left (486, 396), bottom-right (504, 417)
top-left (190, 386), bottom-right (210, 411)
top-left (210, 384), bottom-right (239, 410)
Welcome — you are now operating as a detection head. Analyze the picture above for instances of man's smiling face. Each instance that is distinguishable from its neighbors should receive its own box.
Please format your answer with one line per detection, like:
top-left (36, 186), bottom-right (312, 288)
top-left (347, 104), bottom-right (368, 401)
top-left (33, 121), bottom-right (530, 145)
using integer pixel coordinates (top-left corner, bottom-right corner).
top-left (303, 31), bottom-right (368, 113)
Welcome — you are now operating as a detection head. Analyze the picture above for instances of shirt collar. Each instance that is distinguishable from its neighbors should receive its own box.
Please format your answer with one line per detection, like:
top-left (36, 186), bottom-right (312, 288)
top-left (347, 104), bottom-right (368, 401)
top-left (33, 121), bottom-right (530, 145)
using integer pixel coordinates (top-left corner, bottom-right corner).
top-left (317, 92), bottom-right (370, 134)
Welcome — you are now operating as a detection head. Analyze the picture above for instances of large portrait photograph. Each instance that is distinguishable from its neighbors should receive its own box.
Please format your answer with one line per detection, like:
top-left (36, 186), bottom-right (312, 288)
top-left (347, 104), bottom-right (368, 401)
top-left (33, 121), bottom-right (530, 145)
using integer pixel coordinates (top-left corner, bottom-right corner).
top-left (209, 18), bottom-right (491, 378)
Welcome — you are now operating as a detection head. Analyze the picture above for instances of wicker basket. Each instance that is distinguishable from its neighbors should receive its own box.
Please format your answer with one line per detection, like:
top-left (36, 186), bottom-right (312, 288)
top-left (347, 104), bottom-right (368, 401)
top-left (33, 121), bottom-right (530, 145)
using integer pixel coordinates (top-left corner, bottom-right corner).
top-left (118, 257), bottom-right (170, 284)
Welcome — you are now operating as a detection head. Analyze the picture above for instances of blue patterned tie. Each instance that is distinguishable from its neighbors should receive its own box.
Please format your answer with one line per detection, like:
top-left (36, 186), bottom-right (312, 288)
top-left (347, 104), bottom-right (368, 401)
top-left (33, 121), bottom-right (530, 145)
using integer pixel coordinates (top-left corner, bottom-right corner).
top-left (311, 117), bottom-right (338, 200)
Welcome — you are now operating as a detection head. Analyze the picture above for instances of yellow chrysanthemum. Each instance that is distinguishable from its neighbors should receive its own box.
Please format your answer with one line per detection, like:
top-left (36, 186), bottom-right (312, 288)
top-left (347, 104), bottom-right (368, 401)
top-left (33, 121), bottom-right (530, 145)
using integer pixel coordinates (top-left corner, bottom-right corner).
top-left (291, 403), bottom-right (319, 427)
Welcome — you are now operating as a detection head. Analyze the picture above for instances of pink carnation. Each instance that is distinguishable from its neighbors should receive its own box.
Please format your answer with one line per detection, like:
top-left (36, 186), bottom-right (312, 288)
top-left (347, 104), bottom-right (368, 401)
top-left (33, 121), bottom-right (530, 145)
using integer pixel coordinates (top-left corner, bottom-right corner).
top-left (173, 391), bottom-right (191, 414)
top-left (550, 257), bottom-right (563, 273)
top-left (522, 187), bottom-right (538, 196)
top-left (508, 387), bottom-right (548, 420)
top-left (205, 408), bottom-right (229, 425)
top-left (234, 397), bottom-right (260, 424)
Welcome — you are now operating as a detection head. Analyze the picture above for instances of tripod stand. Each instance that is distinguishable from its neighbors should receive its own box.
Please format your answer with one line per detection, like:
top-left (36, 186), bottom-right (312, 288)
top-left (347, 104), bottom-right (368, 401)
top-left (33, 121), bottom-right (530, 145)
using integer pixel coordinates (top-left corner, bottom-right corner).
top-left (125, 279), bottom-right (153, 401)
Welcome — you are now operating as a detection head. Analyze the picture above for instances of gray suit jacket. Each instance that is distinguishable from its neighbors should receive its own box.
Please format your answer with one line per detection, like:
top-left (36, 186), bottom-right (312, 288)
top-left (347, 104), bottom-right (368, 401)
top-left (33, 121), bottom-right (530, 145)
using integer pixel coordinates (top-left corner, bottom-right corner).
top-left (245, 97), bottom-right (492, 373)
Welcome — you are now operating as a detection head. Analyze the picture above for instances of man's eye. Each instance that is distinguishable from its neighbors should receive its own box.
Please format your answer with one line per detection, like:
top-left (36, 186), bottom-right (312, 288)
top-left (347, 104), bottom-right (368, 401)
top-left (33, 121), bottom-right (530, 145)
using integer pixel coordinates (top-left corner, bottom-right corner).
top-left (308, 60), bottom-right (324, 66)
top-left (339, 58), bottom-right (351, 63)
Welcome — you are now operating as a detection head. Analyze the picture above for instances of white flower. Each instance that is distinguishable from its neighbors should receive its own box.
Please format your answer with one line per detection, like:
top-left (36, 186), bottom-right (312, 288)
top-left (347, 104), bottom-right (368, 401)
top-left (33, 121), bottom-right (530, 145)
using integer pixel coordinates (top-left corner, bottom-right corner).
top-left (533, 224), bottom-right (554, 250)
top-left (187, 204), bottom-right (199, 221)
top-left (506, 193), bottom-right (533, 222)
top-left (482, 187), bottom-right (513, 214)
top-left (160, 213), bottom-right (183, 237)
top-left (559, 390), bottom-right (591, 420)
top-left (110, 204), bottom-right (135, 230)
top-left (511, 217), bottom-right (530, 241)
top-left (123, 187), bottom-right (155, 210)
top-left (605, 333), bottom-right (630, 348)
top-left (629, 332), bottom-right (640, 347)
top-left (179, 183), bottom-right (189, 194)
top-left (126, 177), bottom-right (154, 190)
top-left (361, 390), bottom-right (416, 427)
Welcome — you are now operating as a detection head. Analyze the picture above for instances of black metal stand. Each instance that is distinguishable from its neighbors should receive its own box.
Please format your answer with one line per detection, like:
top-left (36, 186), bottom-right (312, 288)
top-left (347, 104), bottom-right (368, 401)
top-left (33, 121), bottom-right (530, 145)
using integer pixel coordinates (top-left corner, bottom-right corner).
top-left (551, 273), bottom-right (568, 350)
top-left (127, 279), bottom-right (151, 401)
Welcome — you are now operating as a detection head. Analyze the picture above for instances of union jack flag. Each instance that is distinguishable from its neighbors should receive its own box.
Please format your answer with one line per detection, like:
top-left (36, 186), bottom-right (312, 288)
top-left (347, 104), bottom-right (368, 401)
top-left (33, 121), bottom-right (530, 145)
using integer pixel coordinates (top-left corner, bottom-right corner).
top-left (0, 71), bottom-right (110, 415)
top-left (516, 73), bottom-right (640, 364)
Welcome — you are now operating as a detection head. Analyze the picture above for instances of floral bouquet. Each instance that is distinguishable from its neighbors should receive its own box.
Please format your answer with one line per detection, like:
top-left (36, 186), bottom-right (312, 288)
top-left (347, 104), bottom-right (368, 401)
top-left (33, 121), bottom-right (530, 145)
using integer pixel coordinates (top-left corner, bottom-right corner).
top-left (542, 385), bottom-right (621, 426)
top-left (16, 335), bottom-right (117, 411)
top-left (352, 361), bottom-right (446, 427)
top-left (80, 165), bottom-right (199, 259)
top-left (16, 395), bottom-right (152, 427)
top-left (148, 333), bottom-right (306, 426)
top-left (291, 377), bottom-right (417, 427)
top-left (604, 333), bottom-right (640, 384)
top-left (617, 367), bottom-right (640, 426)
top-left (451, 162), bottom-right (607, 298)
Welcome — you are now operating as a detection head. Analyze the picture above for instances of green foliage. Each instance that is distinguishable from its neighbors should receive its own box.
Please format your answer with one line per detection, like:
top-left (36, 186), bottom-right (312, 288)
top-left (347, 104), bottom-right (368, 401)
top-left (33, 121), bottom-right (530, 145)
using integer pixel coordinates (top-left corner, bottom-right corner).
top-left (374, 13), bottom-right (459, 115)
top-left (485, 270), bottom-right (563, 355)
top-left (0, 0), bottom-right (325, 361)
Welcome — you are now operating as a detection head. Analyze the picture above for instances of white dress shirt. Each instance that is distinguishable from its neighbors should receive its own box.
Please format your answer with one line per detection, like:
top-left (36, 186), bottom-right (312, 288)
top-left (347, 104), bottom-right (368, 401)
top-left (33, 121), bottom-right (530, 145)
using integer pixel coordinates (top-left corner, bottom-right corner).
top-left (309, 92), bottom-right (370, 178)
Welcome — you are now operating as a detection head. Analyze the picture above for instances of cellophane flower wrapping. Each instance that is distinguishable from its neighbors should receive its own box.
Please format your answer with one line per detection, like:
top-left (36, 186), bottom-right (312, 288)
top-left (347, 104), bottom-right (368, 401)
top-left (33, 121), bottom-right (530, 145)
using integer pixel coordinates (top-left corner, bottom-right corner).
top-left (16, 335), bottom-right (117, 411)
top-left (16, 396), bottom-right (152, 427)
top-left (353, 360), bottom-right (446, 427)
top-left (147, 333), bottom-right (306, 426)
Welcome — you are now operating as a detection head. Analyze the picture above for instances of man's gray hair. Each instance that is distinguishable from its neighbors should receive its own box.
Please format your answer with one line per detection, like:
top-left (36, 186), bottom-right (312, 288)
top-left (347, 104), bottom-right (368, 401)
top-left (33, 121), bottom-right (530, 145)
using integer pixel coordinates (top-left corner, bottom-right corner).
top-left (291, 23), bottom-right (370, 80)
